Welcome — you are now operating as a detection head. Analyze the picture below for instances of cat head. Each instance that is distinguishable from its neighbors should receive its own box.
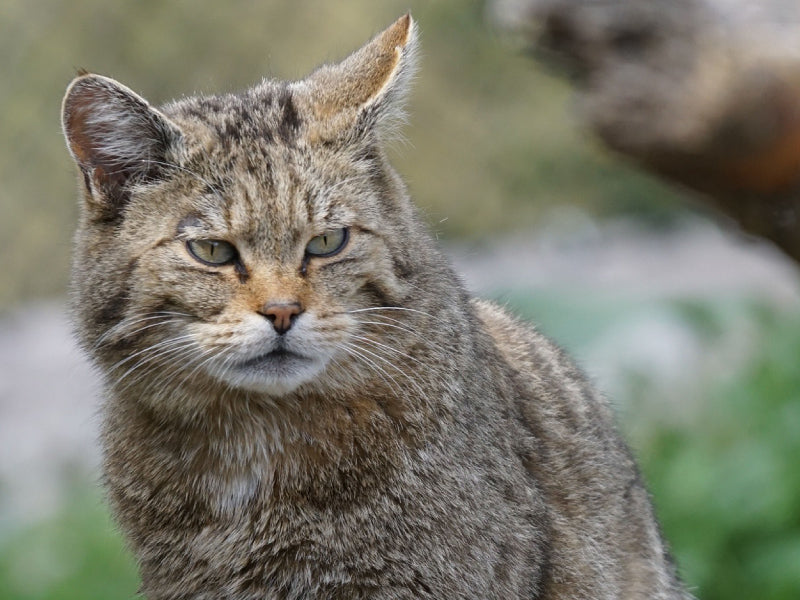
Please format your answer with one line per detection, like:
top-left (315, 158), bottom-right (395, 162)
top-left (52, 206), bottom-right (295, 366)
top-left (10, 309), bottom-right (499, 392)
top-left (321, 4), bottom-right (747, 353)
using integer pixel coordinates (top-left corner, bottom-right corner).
top-left (61, 15), bottom-right (440, 406)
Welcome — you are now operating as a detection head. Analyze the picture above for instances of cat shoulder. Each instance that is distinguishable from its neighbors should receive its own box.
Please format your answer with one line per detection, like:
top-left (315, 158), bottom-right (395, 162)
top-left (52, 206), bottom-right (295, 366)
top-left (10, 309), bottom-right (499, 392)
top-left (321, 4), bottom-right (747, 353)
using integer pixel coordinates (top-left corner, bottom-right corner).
top-left (472, 298), bottom-right (561, 372)
top-left (472, 297), bottom-right (602, 405)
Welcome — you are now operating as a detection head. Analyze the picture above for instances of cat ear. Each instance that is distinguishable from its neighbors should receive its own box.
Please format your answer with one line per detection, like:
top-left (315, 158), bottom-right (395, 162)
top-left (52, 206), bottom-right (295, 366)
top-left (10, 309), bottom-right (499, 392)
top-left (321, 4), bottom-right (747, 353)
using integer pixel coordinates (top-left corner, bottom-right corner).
top-left (300, 13), bottom-right (418, 141)
top-left (61, 73), bottom-right (183, 218)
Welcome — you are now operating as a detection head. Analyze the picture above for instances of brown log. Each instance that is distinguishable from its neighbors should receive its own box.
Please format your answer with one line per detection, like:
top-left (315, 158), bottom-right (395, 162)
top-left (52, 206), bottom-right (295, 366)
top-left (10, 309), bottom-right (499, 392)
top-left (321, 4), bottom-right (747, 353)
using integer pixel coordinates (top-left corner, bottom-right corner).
top-left (490, 0), bottom-right (800, 263)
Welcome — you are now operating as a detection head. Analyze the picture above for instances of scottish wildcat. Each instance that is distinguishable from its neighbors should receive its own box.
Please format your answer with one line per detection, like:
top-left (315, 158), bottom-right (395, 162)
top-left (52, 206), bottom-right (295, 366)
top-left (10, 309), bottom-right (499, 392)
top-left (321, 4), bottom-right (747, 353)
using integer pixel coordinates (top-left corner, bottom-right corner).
top-left (61, 14), bottom-right (690, 600)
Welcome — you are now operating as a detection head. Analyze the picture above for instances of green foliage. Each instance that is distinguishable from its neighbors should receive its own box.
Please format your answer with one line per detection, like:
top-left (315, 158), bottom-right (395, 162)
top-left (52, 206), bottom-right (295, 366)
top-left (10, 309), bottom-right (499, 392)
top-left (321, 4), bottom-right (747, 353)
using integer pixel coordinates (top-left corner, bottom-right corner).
top-left (0, 0), bottom-right (685, 310)
top-left (642, 306), bottom-right (800, 600)
top-left (0, 488), bottom-right (138, 600)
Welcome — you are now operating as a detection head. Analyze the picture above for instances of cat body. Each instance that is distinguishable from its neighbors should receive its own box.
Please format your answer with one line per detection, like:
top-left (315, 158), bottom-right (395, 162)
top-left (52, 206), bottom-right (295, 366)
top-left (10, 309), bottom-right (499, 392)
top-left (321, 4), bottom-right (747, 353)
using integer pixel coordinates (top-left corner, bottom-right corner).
top-left (62, 15), bottom-right (690, 599)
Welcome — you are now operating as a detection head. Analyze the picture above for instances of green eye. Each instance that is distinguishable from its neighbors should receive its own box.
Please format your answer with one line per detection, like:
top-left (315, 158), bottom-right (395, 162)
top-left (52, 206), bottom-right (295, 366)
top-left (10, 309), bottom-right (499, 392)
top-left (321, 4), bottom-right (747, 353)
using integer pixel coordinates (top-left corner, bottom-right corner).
top-left (186, 239), bottom-right (238, 265)
top-left (305, 228), bottom-right (349, 258)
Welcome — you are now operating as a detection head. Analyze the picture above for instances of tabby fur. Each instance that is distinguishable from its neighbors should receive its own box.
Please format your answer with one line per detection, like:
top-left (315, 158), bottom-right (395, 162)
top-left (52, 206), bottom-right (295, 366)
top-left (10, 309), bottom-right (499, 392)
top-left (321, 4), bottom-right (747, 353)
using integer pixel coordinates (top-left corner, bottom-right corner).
top-left (61, 14), bottom-right (690, 600)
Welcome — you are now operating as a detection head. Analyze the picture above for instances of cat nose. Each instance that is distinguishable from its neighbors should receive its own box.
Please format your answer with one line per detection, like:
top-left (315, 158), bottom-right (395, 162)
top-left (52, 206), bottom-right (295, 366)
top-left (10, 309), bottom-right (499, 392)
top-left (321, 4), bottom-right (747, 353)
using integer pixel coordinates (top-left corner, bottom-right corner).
top-left (259, 302), bottom-right (303, 335)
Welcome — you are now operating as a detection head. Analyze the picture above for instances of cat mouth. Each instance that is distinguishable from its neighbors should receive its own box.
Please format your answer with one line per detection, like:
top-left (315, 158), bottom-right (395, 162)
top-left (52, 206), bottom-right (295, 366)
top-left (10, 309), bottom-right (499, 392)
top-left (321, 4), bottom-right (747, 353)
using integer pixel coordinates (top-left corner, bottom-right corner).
top-left (211, 345), bottom-right (327, 394)
top-left (237, 348), bottom-right (308, 369)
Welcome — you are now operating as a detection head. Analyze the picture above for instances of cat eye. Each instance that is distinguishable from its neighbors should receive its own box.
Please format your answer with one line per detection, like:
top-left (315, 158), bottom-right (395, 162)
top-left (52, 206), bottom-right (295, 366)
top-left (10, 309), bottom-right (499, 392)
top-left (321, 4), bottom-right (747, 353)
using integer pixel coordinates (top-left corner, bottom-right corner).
top-left (186, 239), bottom-right (238, 266)
top-left (305, 228), bottom-right (349, 258)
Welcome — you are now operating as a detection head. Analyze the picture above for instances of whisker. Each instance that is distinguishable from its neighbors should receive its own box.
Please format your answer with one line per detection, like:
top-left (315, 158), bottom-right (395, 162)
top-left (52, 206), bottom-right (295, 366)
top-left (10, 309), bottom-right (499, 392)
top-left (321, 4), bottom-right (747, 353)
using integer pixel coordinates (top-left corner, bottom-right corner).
top-left (167, 345), bottom-right (229, 395)
top-left (350, 334), bottom-right (425, 367)
top-left (338, 341), bottom-right (405, 398)
top-left (353, 318), bottom-right (425, 341)
top-left (149, 349), bottom-right (209, 392)
top-left (356, 315), bottom-right (417, 334)
top-left (343, 340), bottom-right (426, 399)
top-left (107, 333), bottom-right (196, 372)
top-left (129, 339), bottom-right (230, 402)
top-left (118, 342), bottom-right (201, 395)
top-left (353, 339), bottom-right (431, 398)
top-left (92, 311), bottom-right (189, 349)
top-left (112, 339), bottom-right (199, 391)
top-left (213, 351), bottom-right (243, 407)
top-left (98, 318), bottom-right (182, 348)
top-left (346, 306), bottom-right (438, 320)
top-left (109, 337), bottom-right (198, 386)
top-left (137, 340), bottom-right (231, 402)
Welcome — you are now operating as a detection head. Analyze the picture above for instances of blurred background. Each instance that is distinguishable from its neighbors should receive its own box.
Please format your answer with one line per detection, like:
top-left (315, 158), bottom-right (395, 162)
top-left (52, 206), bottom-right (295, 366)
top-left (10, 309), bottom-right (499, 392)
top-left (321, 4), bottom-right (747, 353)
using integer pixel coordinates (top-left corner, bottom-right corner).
top-left (1, 1), bottom-right (799, 598)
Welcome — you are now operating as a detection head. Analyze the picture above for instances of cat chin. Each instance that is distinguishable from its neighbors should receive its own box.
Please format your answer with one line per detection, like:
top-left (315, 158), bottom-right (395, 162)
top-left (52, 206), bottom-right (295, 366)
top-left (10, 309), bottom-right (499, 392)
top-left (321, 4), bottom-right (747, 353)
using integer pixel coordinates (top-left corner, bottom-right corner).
top-left (209, 353), bottom-right (329, 397)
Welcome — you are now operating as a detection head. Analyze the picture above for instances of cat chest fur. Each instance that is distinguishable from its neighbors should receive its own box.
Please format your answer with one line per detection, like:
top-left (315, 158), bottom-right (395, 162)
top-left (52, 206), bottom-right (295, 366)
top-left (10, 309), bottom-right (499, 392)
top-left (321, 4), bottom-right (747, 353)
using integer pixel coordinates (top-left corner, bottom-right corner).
top-left (103, 356), bottom-right (549, 599)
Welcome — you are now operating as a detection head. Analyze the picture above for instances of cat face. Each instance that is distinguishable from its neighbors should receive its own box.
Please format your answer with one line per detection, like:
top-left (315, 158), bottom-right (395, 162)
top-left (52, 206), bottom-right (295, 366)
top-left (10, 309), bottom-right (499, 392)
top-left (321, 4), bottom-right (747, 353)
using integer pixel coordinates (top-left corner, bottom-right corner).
top-left (113, 119), bottom-right (408, 397)
top-left (62, 16), bottom-right (425, 401)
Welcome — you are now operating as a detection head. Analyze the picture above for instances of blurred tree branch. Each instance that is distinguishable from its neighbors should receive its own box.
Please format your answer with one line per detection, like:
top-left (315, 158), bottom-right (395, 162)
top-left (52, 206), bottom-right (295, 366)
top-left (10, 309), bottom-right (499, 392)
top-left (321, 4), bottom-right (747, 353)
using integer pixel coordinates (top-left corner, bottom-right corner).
top-left (491, 0), bottom-right (800, 263)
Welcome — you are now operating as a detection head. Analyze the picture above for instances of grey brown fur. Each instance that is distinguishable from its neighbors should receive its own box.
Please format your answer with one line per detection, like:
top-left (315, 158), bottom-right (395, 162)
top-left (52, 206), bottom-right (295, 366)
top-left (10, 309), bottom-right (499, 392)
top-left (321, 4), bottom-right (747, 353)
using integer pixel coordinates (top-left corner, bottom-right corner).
top-left (61, 15), bottom-right (691, 599)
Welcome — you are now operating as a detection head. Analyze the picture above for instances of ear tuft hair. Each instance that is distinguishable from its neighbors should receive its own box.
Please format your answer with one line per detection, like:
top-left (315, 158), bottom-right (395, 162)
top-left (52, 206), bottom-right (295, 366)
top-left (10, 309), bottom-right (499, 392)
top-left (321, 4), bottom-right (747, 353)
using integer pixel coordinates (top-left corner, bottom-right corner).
top-left (61, 74), bottom-right (182, 217)
top-left (299, 13), bottom-right (419, 142)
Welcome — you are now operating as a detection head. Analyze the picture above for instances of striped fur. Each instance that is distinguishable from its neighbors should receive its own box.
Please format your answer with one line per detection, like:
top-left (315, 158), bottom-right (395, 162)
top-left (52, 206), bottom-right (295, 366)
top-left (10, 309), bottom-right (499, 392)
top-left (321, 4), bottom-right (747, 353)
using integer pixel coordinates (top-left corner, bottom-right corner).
top-left (62, 14), bottom-right (690, 600)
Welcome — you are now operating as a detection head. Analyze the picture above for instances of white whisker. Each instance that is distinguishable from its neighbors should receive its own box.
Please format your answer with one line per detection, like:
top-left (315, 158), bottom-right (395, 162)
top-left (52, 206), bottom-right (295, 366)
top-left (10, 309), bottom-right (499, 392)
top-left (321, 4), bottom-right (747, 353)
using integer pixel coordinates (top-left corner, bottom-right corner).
top-left (346, 306), bottom-right (437, 320)
top-left (164, 344), bottom-right (230, 397)
top-left (119, 342), bottom-right (201, 395)
top-left (338, 341), bottom-right (405, 398)
top-left (343, 339), bottom-right (426, 399)
top-left (113, 339), bottom-right (199, 393)
top-left (350, 334), bottom-right (424, 367)
top-left (108, 334), bottom-right (196, 374)
top-left (353, 318), bottom-right (425, 341)
top-left (93, 311), bottom-right (190, 349)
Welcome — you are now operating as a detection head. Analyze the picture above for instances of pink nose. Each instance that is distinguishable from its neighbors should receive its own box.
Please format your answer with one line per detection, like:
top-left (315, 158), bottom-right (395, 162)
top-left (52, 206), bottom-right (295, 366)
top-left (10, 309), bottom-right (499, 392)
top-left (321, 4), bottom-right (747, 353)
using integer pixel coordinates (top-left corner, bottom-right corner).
top-left (259, 302), bottom-right (303, 335)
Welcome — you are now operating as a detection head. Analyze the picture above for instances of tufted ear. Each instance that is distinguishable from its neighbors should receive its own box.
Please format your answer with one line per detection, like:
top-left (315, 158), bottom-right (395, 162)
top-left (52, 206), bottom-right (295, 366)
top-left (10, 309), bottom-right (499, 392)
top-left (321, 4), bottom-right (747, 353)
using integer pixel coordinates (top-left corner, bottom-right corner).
top-left (61, 74), bottom-right (183, 219)
top-left (299, 13), bottom-right (418, 142)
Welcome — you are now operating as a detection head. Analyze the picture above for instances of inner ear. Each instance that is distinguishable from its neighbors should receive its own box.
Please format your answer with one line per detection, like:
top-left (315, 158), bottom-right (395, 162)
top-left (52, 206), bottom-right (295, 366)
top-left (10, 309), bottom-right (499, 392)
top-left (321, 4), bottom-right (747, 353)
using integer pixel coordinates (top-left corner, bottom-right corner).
top-left (62, 74), bottom-right (182, 215)
top-left (298, 13), bottom-right (418, 142)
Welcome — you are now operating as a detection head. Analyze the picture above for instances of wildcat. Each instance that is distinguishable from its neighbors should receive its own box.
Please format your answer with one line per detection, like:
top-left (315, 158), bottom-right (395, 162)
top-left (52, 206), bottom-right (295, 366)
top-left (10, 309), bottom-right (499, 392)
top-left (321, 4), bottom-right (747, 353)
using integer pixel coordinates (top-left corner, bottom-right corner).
top-left (61, 14), bottom-right (691, 600)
